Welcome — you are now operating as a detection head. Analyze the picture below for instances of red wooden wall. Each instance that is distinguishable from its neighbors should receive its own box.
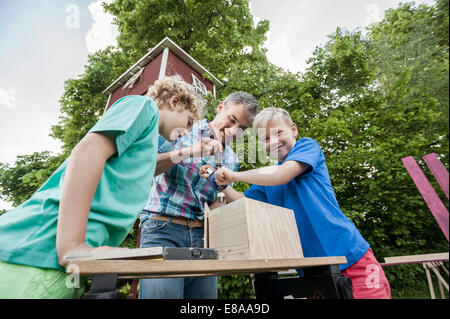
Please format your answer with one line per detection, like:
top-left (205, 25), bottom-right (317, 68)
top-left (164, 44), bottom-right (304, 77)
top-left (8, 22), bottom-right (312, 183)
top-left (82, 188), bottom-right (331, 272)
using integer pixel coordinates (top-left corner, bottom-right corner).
top-left (164, 50), bottom-right (214, 94)
top-left (106, 50), bottom-right (215, 110)
top-left (106, 53), bottom-right (163, 109)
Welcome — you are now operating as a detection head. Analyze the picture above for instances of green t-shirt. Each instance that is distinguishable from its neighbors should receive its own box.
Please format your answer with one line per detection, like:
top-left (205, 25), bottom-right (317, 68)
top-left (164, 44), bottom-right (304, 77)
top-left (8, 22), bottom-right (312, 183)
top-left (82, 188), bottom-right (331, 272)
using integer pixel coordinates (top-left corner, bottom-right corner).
top-left (0, 95), bottom-right (159, 270)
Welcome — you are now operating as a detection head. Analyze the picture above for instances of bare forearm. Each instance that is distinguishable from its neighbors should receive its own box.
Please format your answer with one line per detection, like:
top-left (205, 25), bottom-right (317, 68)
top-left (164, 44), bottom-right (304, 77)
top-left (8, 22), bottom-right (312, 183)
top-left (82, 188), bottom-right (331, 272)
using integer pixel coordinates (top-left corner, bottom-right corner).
top-left (232, 162), bottom-right (308, 186)
top-left (233, 166), bottom-right (290, 186)
top-left (56, 134), bottom-right (115, 264)
top-left (154, 147), bottom-right (192, 176)
top-left (208, 198), bottom-right (226, 210)
top-left (223, 186), bottom-right (244, 202)
top-left (155, 138), bottom-right (224, 176)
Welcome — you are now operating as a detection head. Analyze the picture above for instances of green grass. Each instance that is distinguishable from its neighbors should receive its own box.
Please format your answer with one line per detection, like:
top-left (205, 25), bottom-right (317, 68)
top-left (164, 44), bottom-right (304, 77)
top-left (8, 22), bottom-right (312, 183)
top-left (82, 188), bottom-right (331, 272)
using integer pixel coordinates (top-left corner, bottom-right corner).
top-left (391, 276), bottom-right (449, 299)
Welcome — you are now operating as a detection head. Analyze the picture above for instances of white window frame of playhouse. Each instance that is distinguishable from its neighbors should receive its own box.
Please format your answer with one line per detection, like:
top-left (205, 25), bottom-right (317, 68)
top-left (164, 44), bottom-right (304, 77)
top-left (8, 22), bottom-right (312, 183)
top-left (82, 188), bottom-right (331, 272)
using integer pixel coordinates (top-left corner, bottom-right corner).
top-left (123, 67), bottom-right (144, 90)
top-left (192, 74), bottom-right (207, 95)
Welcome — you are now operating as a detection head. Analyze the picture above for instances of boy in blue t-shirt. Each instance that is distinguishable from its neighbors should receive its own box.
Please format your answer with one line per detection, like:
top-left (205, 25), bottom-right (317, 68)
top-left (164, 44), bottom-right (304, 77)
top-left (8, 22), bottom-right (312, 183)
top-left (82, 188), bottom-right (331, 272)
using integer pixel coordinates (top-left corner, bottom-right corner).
top-left (200, 107), bottom-right (391, 299)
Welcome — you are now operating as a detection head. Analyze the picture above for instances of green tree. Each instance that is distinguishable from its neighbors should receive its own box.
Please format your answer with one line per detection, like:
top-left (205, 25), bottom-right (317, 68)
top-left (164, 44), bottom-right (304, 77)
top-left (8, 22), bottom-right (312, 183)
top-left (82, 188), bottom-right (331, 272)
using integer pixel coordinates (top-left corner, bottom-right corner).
top-left (49, 0), bottom-right (272, 158)
top-left (289, 1), bottom-right (448, 294)
top-left (369, 0), bottom-right (449, 134)
top-left (0, 152), bottom-right (63, 207)
top-left (104, 0), bottom-right (269, 80)
top-left (50, 47), bottom-right (133, 156)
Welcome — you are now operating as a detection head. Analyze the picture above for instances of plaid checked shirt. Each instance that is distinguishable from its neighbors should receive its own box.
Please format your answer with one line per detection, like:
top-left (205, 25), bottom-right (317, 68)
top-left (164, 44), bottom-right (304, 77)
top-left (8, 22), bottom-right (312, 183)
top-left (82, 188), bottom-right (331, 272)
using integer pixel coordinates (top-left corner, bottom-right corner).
top-left (140, 119), bottom-right (239, 222)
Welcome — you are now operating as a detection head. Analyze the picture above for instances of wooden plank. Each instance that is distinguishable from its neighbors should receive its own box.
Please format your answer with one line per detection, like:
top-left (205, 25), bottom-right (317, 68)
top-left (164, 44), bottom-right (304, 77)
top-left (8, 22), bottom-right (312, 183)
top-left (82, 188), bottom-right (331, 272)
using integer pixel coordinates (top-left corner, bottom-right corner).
top-left (382, 252), bottom-right (449, 266)
top-left (423, 153), bottom-right (449, 199)
top-left (426, 262), bottom-right (449, 291)
top-left (204, 203), bottom-right (210, 249)
top-left (64, 247), bottom-right (164, 261)
top-left (67, 256), bottom-right (347, 277)
top-left (208, 199), bottom-right (250, 260)
top-left (245, 198), bottom-right (303, 259)
top-left (438, 261), bottom-right (449, 276)
top-left (424, 263), bottom-right (436, 299)
top-left (402, 156), bottom-right (449, 241)
top-left (427, 262), bottom-right (449, 299)
top-left (216, 243), bottom-right (251, 261)
top-left (431, 263), bottom-right (447, 299)
top-left (119, 273), bottom-right (222, 279)
top-left (208, 198), bottom-right (303, 260)
top-left (438, 278), bottom-right (446, 299)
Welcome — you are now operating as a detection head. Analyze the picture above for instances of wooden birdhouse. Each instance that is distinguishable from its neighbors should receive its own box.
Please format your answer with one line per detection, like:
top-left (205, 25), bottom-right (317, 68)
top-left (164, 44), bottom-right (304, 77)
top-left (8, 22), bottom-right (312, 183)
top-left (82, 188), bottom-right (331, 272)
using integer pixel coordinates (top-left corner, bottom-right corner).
top-left (204, 197), bottom-right (304, 260)
top-left (103, 37), bottom-right (223, 110)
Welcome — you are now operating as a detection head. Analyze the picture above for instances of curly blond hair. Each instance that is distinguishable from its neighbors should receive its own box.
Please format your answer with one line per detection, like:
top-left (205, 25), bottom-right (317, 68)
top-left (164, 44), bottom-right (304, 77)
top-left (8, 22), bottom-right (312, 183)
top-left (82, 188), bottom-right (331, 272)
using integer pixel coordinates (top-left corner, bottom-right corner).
top-left (146, 75), bottom-right (205, 120)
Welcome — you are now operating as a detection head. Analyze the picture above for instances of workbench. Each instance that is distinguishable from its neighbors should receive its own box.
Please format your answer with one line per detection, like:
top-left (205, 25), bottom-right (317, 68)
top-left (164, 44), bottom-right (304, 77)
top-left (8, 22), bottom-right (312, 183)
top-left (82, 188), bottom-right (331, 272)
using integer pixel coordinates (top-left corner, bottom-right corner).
top-left (381, 252), bottom-right (449, 299)
top-left (67, 256), bottom-right (353, 299)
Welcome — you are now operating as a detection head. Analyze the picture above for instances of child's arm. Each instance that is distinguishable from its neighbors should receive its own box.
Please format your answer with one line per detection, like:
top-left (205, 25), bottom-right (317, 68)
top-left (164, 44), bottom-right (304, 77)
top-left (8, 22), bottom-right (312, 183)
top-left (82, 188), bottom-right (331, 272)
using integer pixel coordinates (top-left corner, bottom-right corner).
top-left (199, 165), bottom-right (244, 203)
top-left (222, 186), bottom-right (244, 202)
top-left (215, 161), bottom-right (310, 187)
top-left (56, 132), bottom-right (125, 267)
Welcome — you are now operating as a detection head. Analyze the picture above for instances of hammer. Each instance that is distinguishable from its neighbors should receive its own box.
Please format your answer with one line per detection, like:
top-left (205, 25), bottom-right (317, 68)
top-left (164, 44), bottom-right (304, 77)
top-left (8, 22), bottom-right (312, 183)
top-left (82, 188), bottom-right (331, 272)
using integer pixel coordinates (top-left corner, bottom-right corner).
top-left (207, 164), bottom-right (226, 204)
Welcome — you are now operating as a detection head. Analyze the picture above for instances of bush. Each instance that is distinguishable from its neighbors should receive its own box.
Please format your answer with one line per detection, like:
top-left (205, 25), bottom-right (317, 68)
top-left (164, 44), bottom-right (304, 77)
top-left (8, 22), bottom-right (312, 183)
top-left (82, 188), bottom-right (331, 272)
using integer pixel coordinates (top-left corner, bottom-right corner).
top-left (218, 275), bottom-right (255, 299)
top-left (384, 261), bottom-right (449, 299)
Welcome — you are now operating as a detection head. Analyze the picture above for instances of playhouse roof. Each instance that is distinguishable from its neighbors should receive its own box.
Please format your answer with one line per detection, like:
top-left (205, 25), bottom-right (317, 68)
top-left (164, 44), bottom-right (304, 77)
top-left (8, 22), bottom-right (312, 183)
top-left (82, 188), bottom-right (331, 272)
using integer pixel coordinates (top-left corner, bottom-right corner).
top-left (102, 37), bottom-right (223, 95)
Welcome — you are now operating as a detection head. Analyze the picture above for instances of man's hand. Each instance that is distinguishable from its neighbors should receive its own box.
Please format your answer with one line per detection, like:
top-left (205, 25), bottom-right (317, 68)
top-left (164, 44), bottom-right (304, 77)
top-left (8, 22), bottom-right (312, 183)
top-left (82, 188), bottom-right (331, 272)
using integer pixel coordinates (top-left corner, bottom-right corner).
top-left (190, 138), bottom-right (223, 158)
top-left (200, 164), bottom-right (215, 179)
top-left (208, 198), bottom-right (227, 209)
top-left (214, 167), bottom-right (236, 186)
top-left (157, 139), bottom-right (223, 176)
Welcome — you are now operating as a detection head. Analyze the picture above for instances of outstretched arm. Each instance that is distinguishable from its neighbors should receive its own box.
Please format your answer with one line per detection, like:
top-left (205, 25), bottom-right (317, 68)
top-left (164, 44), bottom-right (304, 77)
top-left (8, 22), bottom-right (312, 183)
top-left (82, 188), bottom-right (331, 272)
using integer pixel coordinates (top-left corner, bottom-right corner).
top-left (199, 165), bottom-right (244, 203)
top-left (215, 161), bottom-right (309, 187)
top-left (222, 186), bottom-right (244, 202)
top-left (154, 147), bottom-right (194, 176)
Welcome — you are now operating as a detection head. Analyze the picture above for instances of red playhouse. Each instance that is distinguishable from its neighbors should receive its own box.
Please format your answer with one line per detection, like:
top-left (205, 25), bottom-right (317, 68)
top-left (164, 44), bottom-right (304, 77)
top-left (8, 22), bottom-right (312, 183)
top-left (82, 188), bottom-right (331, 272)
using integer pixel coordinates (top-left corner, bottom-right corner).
top-left (102, 37), bottom-right (223, 110)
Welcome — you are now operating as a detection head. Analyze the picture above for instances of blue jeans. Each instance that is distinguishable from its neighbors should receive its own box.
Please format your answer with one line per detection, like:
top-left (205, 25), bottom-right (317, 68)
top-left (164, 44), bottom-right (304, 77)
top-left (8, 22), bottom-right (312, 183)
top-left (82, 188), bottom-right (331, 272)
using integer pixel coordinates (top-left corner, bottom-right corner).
top-left (138, 218), bottom-right (218, 299)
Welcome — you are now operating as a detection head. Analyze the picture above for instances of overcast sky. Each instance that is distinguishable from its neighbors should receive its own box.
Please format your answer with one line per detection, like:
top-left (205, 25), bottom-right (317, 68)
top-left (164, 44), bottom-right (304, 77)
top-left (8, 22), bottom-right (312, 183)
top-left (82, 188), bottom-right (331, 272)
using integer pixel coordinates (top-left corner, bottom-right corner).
top-left (0, 0), bottom-right (435, 210)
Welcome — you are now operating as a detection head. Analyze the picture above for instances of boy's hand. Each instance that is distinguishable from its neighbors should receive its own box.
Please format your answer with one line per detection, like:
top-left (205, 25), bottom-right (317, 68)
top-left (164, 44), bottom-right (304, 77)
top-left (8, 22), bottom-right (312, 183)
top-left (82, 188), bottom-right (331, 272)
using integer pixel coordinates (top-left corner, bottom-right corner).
top-left (190, 138), bottom-right (223, 158)
top-left (60, 244), bottom-right (129, 267)
top-left (200, 164), bottom-right (215, 179)
top-left (215, 167), bottom-right (236, 186)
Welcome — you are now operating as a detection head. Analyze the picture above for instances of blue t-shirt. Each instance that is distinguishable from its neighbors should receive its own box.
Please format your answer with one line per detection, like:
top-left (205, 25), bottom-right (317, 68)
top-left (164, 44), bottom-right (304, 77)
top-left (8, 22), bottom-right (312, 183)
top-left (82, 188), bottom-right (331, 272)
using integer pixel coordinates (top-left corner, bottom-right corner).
top-left (244, 138), bottom-right (369, 270)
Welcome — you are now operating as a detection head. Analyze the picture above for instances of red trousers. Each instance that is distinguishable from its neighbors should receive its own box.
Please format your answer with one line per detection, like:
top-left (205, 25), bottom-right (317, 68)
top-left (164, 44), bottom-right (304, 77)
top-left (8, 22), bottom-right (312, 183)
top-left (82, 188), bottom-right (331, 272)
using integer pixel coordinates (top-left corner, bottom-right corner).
top-left (342, 248), bottom-right (391, 299)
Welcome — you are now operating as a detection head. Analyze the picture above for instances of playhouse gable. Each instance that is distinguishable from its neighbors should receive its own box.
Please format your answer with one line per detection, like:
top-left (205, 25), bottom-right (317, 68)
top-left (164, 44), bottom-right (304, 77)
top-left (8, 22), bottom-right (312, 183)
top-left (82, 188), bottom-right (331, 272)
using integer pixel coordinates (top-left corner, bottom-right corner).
top-left (103, 37), bottom-right (222, 110)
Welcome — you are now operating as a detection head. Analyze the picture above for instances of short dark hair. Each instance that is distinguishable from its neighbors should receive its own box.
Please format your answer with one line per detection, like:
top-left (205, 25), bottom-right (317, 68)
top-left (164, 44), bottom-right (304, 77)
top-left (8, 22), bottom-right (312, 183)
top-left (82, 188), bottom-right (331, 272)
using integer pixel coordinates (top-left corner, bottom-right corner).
top-left (224, 91), bottom-right (259, 123)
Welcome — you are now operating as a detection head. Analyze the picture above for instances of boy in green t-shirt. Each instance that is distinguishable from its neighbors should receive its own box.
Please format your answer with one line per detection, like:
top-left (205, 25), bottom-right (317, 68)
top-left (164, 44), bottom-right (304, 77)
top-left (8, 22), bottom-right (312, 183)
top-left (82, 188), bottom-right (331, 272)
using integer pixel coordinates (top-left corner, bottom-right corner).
top-left (0, 75), bottom-right (219, 298)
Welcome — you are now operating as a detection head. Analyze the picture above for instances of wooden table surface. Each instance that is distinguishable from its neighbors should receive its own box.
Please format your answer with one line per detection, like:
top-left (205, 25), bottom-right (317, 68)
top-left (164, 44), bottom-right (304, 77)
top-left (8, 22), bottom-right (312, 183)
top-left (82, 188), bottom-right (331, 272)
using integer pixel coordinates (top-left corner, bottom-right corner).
top-left (67, 256), bottom-right (348, 279)
top-left (382, 252), bottom-right (449, 266)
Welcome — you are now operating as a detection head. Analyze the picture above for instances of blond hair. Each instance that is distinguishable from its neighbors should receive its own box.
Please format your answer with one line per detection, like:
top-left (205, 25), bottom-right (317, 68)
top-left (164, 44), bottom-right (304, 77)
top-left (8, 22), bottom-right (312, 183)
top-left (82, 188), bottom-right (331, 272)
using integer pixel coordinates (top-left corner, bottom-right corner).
top-left (146, 75), bottom-right (205, 120)
top-left (252, 107), bottom-right (293, 130)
